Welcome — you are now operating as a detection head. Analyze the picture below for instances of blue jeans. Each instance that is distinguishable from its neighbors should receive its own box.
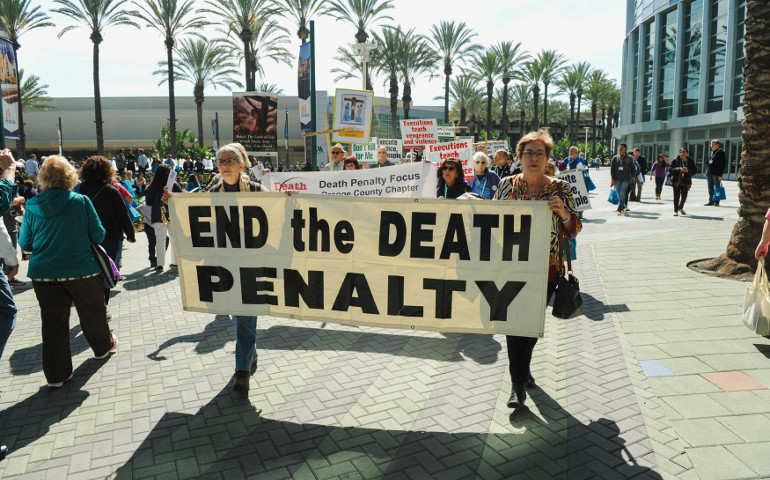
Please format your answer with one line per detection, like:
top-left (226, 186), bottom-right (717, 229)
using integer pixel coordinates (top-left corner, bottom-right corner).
top-left (0, 261), bottom-right (17, 360)
top-left (707, 174), bottom-right (720, 204)
top-left (616, 180), bottom-right (630, 212)
top-left (233, 315), bottom-right (258, 372)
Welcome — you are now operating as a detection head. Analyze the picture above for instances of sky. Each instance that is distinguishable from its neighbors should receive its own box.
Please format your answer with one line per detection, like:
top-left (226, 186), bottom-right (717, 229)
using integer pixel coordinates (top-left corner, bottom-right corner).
top-left (18, 0), bottom-right (627, 106)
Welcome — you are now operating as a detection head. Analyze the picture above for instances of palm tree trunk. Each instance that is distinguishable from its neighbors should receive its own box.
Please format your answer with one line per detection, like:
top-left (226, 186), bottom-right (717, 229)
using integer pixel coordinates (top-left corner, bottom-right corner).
top-left (569, 93), bottom-right (576, 142)
top-left (700, 0), bottom-right (770, 277)
top-left (242, 29), bottom-right (254, 91)
top-left (92, 34), bottom-right (105, 155)
top-left (195, 84), bottom-right (204, 148)
top-left (591, 103), bottom-right (597, 160)
top-left (520, 109), bottom-right (525, 139)
top-left (501, 78), bottom-right (510, 141)
top-left (576, 91), bottom-right (583, 127)
top-left (402, 80), bottom-right (412, 120)
top-left (389, 74), bottom-right (399, 138)
top-left (531, 85), bottom-right (540, 131)
top-left (485, 80), bottom-right (493, 137)
top-left (606, 106), bottom-right (614, 145)
top-left (166, 37), bottom-right (178, 157)
top-left (543, 83), bottom-right (549, 127)
top-left (460, 106), bottom-right (466, 125)
top-left (443, 61), bottom-right (451, 123)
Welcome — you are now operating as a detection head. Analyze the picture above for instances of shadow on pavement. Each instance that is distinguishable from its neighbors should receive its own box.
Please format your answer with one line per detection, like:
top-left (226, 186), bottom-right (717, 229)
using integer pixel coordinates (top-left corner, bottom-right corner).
top-left (579, 292), bottom-right (611, 321)
top-left (114, 376), bottom-right (661, 479)
top-left (261, 325), bottom-right (501, 365)
top-left (8, 325), bottom-right (91, 375)
top-left (0, 358), bottom-right (110, 456)
top-left (680, 215), bottom-right (724, 221)
top-left (754, 343), bottom-right (770, 359)
top-left (147, 315), bottom-right (233, 361)
top-left (121, 270), bottom-right (178, 290)
top-left (581, 217), bottom-right (608, 224)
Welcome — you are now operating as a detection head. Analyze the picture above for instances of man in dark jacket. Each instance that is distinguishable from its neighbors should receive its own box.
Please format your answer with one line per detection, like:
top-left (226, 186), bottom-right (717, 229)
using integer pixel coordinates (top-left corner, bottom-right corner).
top-left (610, 143), bottom-right (635, 215)
top-left (705, 139), bottom-right (726, 206)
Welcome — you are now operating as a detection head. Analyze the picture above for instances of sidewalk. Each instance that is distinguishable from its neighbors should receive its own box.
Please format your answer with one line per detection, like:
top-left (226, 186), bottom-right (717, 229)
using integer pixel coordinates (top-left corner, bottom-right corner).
top-left (0, 168), bottom-right (766, 479)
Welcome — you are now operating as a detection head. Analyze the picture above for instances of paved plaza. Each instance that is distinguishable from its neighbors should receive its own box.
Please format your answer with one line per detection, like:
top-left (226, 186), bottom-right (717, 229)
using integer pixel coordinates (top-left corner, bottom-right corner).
top-left (0, 168), bottom-right (768, 480)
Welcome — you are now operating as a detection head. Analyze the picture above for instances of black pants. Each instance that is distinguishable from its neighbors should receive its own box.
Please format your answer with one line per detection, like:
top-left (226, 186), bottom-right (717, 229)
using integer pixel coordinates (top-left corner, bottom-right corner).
top-left (33, 276), bottom-right (112, 383)
top-left (655, 177), bottom-right (664, 197)
top-left (506, 282), bottom-right (556, 386)
top-left (673, 184), bottom-right (690, 212)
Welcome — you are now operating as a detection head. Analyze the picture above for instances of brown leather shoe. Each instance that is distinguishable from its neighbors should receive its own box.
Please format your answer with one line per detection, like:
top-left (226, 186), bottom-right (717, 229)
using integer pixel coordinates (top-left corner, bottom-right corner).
top-left (233, 371), bottom-right (250, 392)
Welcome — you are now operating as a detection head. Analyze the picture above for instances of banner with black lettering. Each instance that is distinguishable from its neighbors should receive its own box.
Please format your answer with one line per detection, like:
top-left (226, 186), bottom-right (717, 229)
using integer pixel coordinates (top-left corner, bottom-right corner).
top-left (555, 169), bottom-right (592, 211)
top-left (168, 194), bottom-right (551, 337)
top-left (262, 162), bottom-right (436, 197)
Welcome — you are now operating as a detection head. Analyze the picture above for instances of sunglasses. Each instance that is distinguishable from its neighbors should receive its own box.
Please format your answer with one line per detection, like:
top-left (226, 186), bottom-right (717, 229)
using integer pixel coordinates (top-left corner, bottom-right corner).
top-left (442, 166), bottom-right (456, 172)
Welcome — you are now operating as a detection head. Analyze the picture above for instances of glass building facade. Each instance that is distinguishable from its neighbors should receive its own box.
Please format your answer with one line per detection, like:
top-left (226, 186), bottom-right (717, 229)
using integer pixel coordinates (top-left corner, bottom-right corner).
top-left (618, 0), bottom-right (746, 179)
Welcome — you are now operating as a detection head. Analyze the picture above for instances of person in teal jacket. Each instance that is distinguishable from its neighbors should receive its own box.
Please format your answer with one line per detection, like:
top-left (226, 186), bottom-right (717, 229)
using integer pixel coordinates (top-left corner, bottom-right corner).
top-left (19, 155), bottom-right (117, 389)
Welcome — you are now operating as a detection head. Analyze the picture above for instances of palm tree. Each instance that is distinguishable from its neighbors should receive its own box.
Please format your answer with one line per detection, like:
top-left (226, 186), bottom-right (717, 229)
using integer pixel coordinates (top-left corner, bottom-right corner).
top-left (536, 49), bottom-right (566, 128)
top-left (272, 0), bottom-right (323, 42)
top-left (331, 45), bottom-right (365, 84)
top-left (19, 68), bottom-right (58, 111)
top-left (701, 0), bottom-right (769, 276)
top-left (132, 0), bottom-right (206, 157)
top-left (510, 83), bottom-right (531, 139)
top-left (221, 17), bottom-right (292, 84)
top-left (555, 61), bottom-right (592, 142)
top-left (202, 0), bottom-right (273, 92)
top-left (472, 48), bottom-right (501, 139)
top-left (255, 82), bottom-right (283, 94)
top-left (371, 26), bottom-right (405, 138)
top-left (154, 39), bottom-right (242, 147)
top-left (492, 41), bottom-right (529, 141)
top-left (52, 0), bottom-right (137, 156)
top-left (435, 74), bottom-right (480, 126)
top-left (428, 21), bottom-right (480, 123)
top-left (400, 32), bottom-right (436, 120)
top-left (583, 69), bottom-right (611, 160)
top-left (0, 0), bottom-right (54, 158)
top-left (522, 59), bottom-right (544, 131)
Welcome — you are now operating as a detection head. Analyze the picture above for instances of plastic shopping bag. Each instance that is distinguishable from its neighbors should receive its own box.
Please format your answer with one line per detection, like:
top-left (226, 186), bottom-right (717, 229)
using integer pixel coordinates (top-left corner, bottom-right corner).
top-left (743, 258), bottom-right (770, 335)
top-left (608, 188), bottom-right (619, 205)
top-left (712, 186), bottom-right (726, 202)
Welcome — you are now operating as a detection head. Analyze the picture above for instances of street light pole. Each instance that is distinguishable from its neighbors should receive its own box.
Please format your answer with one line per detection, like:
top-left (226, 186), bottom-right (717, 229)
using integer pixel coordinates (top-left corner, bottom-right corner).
top-left (352, 42), bottom-right (376, 90)
top-left (584, 126), bottom-right (590, 157)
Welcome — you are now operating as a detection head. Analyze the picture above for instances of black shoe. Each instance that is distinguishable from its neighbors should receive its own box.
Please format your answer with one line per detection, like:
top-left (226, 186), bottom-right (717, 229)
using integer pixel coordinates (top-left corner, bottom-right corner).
top-left (507, 384), bottom-right (526, 408)
top-left (705, 202), bottom-right (714, 206)
top-left (713, 203), bottom-right (719, 207)
top-left (526, 374), bottom-right (536, 389)
top-left (155, 266), bottom-right (164, 272)
top-left (233, 371), bottom-right (250, 392)
top-left (0, 444), bottom-right (7, 460)
top-left (150, 261), bottom-right (157, 268)
top-left (249, 358), bottom-right (258, 375)
top-left (8, 279), bottom-right (25, 286)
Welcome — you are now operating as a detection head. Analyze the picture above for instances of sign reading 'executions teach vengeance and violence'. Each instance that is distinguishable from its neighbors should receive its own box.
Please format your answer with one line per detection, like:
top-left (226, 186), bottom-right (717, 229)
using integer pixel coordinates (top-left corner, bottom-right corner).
top-left (169, 194), bottom-right (551, 337)
top-left (400, 119), bottom-right (438, 149)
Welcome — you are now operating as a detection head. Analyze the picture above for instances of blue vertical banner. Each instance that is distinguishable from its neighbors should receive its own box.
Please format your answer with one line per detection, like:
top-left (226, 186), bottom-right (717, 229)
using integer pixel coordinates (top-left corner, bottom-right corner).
top-left (298, 41), bottom-right (312, 132)
top-left (57, 122), bottom-right (62, 155)
top-left (0, 38), bottom-right (20, 140)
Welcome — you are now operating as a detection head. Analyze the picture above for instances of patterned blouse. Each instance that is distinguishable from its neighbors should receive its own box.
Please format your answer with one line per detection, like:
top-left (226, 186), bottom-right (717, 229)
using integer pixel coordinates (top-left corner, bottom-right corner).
top-left (494, 174), bottom-right (582, 281)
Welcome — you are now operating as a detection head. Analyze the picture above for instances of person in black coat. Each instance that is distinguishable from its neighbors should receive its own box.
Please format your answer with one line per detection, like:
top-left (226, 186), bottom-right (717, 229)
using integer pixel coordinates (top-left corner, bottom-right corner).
top-left (436, 158), bottom-right (471, 199)
top-left (668, 147), bottom-right (697, 216)
top-left (705, 139), bottom-right (726, 206)
top-left (631, 148), bottom-right (647, 202)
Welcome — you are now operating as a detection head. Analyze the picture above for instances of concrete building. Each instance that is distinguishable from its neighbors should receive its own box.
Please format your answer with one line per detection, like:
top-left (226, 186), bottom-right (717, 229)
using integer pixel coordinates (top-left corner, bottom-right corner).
top-left (20, 92), bottom-right (444, 167)
top-left (617, 0), bottom-right (746, 178)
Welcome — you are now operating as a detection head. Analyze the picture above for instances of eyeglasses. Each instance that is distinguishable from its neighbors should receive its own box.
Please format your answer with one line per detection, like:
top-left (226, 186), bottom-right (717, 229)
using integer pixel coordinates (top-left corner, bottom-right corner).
top-left (474, 160), bottom-right (487, 165)
top-left (521, 150), bottom-right (546, 159)
top-left (332, 151), bottom-right (343, 155)
top-left (218, 157), bottom-right (239, 166)
top-left (442, 166), bottom-right (456, 172)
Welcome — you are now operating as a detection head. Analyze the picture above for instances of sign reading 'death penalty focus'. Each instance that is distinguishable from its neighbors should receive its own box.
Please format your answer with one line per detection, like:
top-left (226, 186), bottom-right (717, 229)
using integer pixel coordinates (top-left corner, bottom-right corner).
top-left (262, 162), bottom-right (436, 197)
top-left (169, 194), bottom-right (551, 337)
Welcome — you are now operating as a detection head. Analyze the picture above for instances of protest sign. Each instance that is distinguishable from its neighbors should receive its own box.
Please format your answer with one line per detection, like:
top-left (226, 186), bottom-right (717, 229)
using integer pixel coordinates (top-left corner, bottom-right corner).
top-left (377, 138), bottom-right (403, 163)
top-left (332, 88), bottom-right (374, 145)
top-left (263, 162), bottom-right (436, 198)
top-left (436, 125), bottom-right (456, 139)
top-left (233, 92), bottom-right (278, 154)
top-left (556, 170), bottom-right (592, 211)
top-left (169, 193), bottom-right (551, 337)
top-left (400, 119), bottom-right (438, 149)
top-left (352, 138), bottom-right (404, 165)
top-left (423, 140), bottom-right (475, 182)
top-left (482, 141), bottom-right (509, 156)
top-left (351, 138), bottom-right (378, 163)
top-left (0, 38), bottom-right (19, 140)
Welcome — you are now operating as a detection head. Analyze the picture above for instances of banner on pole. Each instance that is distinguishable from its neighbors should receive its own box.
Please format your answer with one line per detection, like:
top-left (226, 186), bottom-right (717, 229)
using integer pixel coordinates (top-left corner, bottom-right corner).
top-left (423, 140), bottom-right (475, 182)
top-left (400, 119), bottom-right (438, 149)
top-left (263, 162), bottom-right (436, 197)
top-left (482, 140), bottom-right (509, 156)
top-left (168, 193), bottom-right (550, 337)
top-left (331, 88), bottom-right (374, 145)
top-left (298, 42), bottom-right (312, 132)
top-left (556, 169), bottom-right (592, 211)
top-left (233, 92), bottom-right (278, 154)
top-left (352, 137), bottom-right (403, 164)
top-left (0, 39), bottom-right (19, 140)
top-left (436, 125), bottom-right (456, 139)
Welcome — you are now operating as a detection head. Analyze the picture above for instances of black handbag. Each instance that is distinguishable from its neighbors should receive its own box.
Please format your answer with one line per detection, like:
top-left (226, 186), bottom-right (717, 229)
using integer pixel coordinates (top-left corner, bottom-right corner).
top-left (552, 229), bottom-right (583, 319)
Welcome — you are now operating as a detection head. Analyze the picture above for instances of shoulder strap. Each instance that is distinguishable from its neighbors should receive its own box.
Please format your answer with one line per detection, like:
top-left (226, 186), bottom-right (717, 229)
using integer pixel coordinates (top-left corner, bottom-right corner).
top-left (89, 184), bottom-right (110, 201)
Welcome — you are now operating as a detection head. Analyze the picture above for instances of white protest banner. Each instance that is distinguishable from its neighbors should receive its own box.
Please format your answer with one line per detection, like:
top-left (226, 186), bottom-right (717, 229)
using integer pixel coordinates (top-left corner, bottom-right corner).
top-left (332, 88), bottom-right (374, 145)
top-left (262, 162), bottom-right (436, 197)
top-left (423, 140), bottom-right (475, 182)
top-left (168, 194), bottom-right (551, 337)
top-left (436, 125), bottom-right (456, 138)
top-left (482, 140), bottom-right (509, 156)
top-left (400, 119), bottom-right (438, 149)
top-left (351, 138), bottom-right (378, 164)
top-left (556, 169), bottom-right (592, 211)
top-left (377, 138), bottom-right (403, 163)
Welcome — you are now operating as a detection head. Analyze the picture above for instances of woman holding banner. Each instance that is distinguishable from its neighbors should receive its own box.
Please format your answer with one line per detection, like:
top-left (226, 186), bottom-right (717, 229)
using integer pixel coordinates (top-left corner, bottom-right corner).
top-left (162, 143), bottom-right (262, 393)
top-left (494, 130), bottom-right (582, 408)
top-left (467, 152), bottom-right (500, 199)
top-left (436, 158), bottom-right (471, 199)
